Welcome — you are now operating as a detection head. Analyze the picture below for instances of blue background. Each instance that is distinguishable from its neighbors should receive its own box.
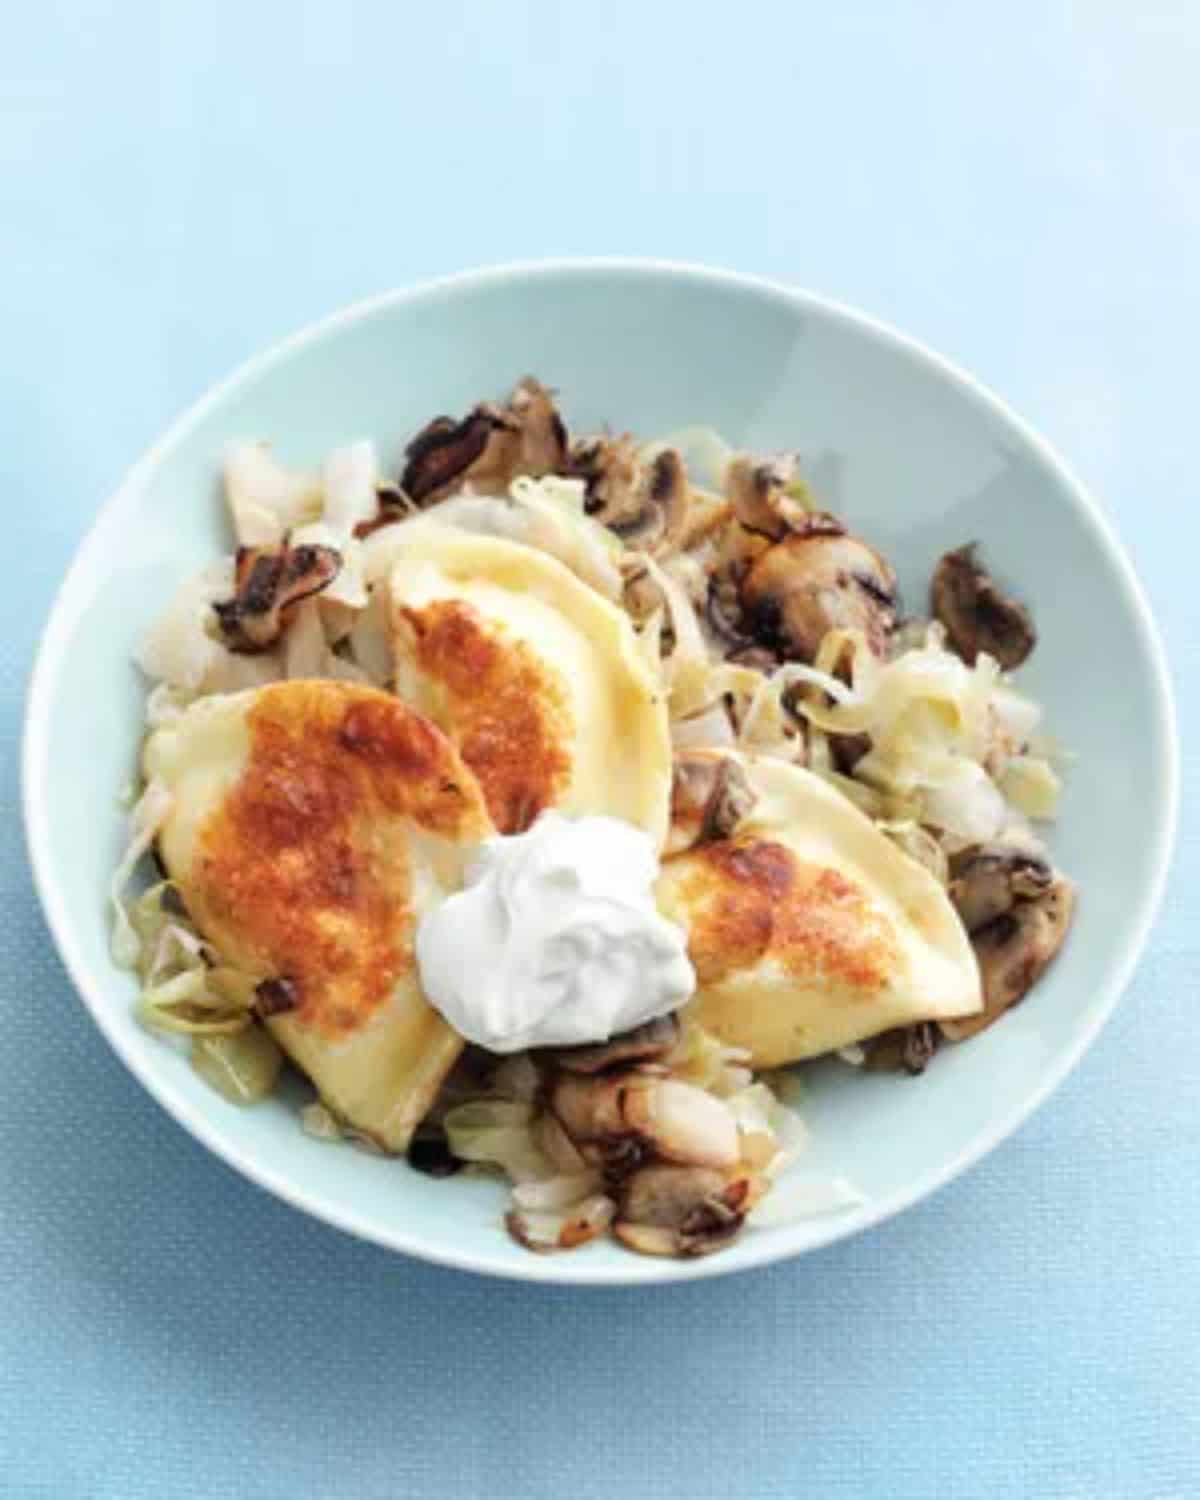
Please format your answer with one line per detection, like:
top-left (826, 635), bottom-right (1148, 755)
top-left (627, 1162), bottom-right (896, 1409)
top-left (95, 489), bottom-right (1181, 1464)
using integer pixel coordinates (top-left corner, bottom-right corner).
top-left (4, 4), bottom-right (1196, 1496)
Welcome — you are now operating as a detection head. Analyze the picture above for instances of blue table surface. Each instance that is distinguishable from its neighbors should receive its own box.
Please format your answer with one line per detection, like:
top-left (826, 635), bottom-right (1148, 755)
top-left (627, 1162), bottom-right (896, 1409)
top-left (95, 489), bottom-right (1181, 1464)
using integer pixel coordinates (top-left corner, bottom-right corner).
top-left (4, 4), bottom-right (1198, 1496)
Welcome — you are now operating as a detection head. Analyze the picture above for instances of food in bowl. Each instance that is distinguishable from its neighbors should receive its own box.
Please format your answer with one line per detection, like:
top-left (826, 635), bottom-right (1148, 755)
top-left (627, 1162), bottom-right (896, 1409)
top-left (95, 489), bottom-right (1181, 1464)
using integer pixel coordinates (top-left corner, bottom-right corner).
top-left (112, 377), bottom-right (1074, 1258)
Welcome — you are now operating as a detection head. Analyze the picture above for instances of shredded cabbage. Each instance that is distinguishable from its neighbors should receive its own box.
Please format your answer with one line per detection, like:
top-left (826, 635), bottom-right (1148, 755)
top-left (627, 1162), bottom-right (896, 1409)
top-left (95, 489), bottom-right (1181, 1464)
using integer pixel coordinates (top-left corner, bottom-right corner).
top-left (301, 1100), bottom-right (343, 1140)
top-left (290, 521), bottom-right (367, 609)
top-left (321, 440), bottom-right (380, 535)
top-left (223, 442), bottom-right (323, 546)
top-left (361, 477), bottom-right (624, 601)
top-left (110, 780), bottom-right (173, 967)
top-left (785, 625), bottom-right (1052, 838)
top-left (671, 701), bottom-right (736, 750)
top-left (876, 820), bottom-right (950, 883)
top-left (668, 1021), bottom-right (754, 1097)
top-left (345, 586), bottom-right (393, 687)
top-left (135, 560), bottom-right (233, 695)
top-left (191, 1027), bottom-right (283, 1103)
top-left (144, 682), bottom-right (189, 729)
top-left (139, 968), bottom-right (253, 1036)
top-left (628, 551), bottom-right (714, 714)
top-left (442, 1099), bottom-right (552, 1183)
top-left (1000, 755), bottom-right (1062, 819)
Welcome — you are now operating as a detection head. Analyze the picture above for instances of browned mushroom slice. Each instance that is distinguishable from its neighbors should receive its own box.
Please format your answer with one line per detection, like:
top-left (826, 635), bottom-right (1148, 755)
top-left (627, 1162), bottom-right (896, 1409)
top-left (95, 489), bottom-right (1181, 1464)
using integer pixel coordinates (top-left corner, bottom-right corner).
top-left (213, 541), bottom-right (342, 653)
top-left (705, 569), bottom-right (753, 649)
top-left (948, 845), bottom-right (1054, 933)
top-left (253, 976), bottom-right (299, 1017)
top-left (571, 437), bottom-right (689, 551)
top-left (551, 1073), bottom-right (740, 1172)
top-left (930, 543), bottom-right (1036, 669)
top-left (352, 482), bottom-right (417, 540)
top-left (724, 455), bottom-right (814, 540)
top-left (399, 377), bottom-right (568, 507)
top-left (667, 752), bottom-right (757, 856)
top-left (506, 1193), bottom-right (616, 1253)
top-left (406, 1123), bottom-right (462, 1178)
top-left (864, 1021), bottom-right (940, 1075)
top-left (739, 530), bottom-right (898, 662)
top-left (508, 375), bottom-right (569, 473)
top-left (614, 1164), bottom-right (751, 1257)
top-left (401, 408), bottom-right (517, 505)
top-left (829, 731), bottom-right (872, 775)
top-left (942, 878), bottom-right (1075, 1041)
top-left (619, 557), bottom-right (665, 626)
top-left (549, 1016), bottom-right (680, 1076)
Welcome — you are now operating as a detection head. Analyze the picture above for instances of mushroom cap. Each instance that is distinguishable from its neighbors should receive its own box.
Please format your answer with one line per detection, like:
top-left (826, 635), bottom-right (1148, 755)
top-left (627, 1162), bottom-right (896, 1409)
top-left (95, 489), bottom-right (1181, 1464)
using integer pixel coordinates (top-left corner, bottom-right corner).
top-left (214, 541), bottom-right (342, 652)
top-left (740, 531), bottom-right (897, 662)
top-left (571, 438), bottom-right (690, 552)
top-left (667, 750), bottom-right (758, 856)
top-left (930, 544), bottom-right (1036, 670)
top-left (942, 877), bottom-right (1075, 1041)
top-left (399, 378), bottom-right (569, 507)
top-left (948, 845), bottom-right (1054, 933)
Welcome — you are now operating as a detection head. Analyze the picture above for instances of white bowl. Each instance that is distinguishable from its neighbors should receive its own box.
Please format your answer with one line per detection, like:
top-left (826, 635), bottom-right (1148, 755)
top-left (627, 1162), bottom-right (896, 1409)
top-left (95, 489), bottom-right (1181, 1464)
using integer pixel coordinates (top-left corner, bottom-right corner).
top-left (23, 262), bottom-right (1178, 1284)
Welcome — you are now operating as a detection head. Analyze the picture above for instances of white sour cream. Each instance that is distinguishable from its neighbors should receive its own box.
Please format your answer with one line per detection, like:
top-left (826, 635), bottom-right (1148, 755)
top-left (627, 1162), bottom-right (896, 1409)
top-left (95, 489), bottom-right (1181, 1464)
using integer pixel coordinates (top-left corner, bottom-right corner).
top-left (415, 812), bottom-right (694, 1053)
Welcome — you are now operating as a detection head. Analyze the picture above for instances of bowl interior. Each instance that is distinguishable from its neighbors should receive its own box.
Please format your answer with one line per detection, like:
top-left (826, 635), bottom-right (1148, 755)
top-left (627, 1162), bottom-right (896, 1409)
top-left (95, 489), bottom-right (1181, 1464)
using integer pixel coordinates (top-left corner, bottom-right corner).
top-left (24, 264), bottom-right (1175, 1283)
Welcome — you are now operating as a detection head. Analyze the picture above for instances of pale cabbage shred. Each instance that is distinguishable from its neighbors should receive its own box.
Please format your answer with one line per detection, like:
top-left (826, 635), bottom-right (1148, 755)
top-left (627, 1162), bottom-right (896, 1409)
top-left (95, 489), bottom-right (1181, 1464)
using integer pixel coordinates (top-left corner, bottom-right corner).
top-left (116, 421), bottom-right (1061, 1244)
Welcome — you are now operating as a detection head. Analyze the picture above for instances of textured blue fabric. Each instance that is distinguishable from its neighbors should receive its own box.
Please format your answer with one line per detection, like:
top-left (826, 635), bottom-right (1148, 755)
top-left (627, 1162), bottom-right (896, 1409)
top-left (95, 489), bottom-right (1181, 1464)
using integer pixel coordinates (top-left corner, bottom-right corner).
top-left (4, 4), bottom-right (1197, 1496)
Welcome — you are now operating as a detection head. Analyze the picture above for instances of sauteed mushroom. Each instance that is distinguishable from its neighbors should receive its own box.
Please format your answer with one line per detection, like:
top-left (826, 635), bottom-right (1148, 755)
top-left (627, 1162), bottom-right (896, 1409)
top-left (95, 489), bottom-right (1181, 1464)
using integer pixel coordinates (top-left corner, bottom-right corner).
top-left (942, 878), bottom-right (1075, 1041)
top-left (864, 1021), bottom-right (940, 1076)
top-left (931, 544), bottom-right (1036, 669)
top-left (666, 752), bottom-right (757, 855)
top-left (550, 1016), bottom-right (681, 1076)
top-left (740, 528), bottom-right (897, 661)
top-left (551, 1074), bottom-right (740, 1172)
top-left (948, 845), bottom-right (1054, 934)
top-left (614, 1164), bottom-right (753, 1258)
top-left (724, 455), bottom-right (810, 540)
top-left (213, 541), bottom-right (341, 652)
top-left (400, 377), bottom-right (568, 506)
top-left (571, 437), bottom-right (689, 551)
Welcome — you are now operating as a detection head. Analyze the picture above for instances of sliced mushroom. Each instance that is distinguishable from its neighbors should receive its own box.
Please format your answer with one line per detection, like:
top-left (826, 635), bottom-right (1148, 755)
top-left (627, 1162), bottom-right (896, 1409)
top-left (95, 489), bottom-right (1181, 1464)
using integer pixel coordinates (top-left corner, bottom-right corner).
top-left (613, 1164), bottom-right (751, 1257)
top-left (550, 1015), bottom-right (681, 1075)
top-left (402, 409), bottom-right (511, 504)
top-left (942, 878), bottom-right (1075, 1041)
top-left (253, 976), bottom-right (299, 1017)
top-left (213, 541), bottom-right (342, 653)
top-left (551, 1074), bottom-right (740, 1172)
top-left (705, 570), bottom-right (753, 649)
top-left (352, 482), bottom-right (418, 540)
top-left (829, 731), bottom-right (871, 775)
top-left (724, 455), bottom-right (813, 540)
top-left (930, 544), bottom-right (1036, 669)
top-left (506, 1193), bottom-right (615, 1253)
top-left (400, 377), bottom-right (568, 506)
top-left (739, 530), bottom-right (898, 662)
top-left (667, 752), bottom-right (757, 855)
top-left (406, 1123), bottom-right (462, 1178)
top-left (570, 437), bottom-right (689, 551)
top-left (864, 1021), bottom-right (940, 1076)
top-left (508, 376), bottom-right (569, 473)
top-left (620, 558), bottom-right (665, 625)
top-left (948, 845), bottom-right (1054, 933)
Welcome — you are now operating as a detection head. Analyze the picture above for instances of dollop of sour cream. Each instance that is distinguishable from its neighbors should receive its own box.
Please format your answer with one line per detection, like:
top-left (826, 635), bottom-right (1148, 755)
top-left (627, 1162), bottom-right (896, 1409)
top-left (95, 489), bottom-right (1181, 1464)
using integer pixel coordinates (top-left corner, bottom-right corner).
top-left (415, 812), bottom-right (695, 1053)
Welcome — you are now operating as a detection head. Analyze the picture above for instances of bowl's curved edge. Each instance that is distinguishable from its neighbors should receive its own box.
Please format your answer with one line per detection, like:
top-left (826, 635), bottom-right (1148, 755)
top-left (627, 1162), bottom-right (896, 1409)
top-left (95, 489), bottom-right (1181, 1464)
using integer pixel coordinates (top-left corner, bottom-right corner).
top-left (21, 259), bottom-right (1180, 1287)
